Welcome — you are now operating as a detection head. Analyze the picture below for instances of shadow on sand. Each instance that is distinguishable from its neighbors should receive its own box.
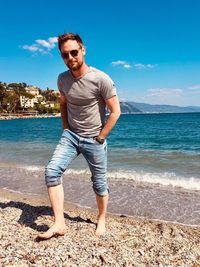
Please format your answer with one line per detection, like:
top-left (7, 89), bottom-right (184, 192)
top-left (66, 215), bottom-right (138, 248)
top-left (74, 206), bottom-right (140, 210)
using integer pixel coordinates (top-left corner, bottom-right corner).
top-left (0, 200), bottom-right (95, 234)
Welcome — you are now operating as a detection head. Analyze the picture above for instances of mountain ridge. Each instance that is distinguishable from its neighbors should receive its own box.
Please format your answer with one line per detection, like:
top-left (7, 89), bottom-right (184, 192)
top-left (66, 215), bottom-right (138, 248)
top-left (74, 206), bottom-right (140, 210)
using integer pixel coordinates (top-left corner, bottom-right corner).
top-left (120, 101), bottom-right (200, 113)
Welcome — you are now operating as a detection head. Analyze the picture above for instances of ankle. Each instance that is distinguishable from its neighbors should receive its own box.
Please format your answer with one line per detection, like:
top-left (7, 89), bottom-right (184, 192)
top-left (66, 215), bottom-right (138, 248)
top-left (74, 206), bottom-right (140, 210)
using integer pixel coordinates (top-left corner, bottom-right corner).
top-left (97, 214), bottom-right (106, 221)
top-left (54, 219), bottom-right (65, 225)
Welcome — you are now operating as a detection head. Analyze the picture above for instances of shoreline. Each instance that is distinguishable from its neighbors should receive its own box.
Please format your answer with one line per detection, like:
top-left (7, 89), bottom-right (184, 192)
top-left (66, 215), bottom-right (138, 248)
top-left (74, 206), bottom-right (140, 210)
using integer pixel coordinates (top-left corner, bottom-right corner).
top-left (0, 113), bottom-right (61, 120)
top-left (0, 188), bottom-right (200, 266)
top-left (0, 164), bottom-right (200, 226)
top-left (1, 112), bottom-right (200, 120)
top-left (1, 187), bottom-right (200, 229)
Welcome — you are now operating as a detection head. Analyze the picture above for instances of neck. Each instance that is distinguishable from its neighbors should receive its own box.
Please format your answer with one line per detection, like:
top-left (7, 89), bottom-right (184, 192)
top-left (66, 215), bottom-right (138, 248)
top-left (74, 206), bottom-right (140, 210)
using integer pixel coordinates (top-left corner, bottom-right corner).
top-left (71, 63), bottom-right (89, 78)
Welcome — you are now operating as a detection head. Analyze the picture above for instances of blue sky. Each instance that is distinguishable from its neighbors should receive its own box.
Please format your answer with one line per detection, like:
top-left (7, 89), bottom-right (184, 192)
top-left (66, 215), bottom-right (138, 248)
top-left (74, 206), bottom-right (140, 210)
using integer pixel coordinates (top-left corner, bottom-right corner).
top-left (1, 0), bottom-right (200, 106)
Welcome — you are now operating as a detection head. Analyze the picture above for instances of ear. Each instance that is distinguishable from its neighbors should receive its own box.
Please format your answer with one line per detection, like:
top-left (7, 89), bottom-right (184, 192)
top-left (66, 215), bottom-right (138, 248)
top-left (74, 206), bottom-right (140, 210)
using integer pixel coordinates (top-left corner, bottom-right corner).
top-left (82, 45), bottom-right (86, 55)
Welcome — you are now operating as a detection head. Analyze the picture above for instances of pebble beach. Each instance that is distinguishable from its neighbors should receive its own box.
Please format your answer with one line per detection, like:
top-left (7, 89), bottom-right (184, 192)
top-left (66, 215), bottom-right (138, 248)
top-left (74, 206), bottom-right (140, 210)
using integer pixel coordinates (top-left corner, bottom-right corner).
top-left (1, 113), bottom-right (200, 266)
top-left (0, 189), bottom-right (200, 267)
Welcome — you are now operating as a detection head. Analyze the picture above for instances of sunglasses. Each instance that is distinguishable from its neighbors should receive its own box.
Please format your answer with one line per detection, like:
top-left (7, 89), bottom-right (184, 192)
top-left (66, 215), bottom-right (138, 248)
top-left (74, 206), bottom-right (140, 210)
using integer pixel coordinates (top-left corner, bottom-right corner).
top-left (61, 49), bottom-right (80, 60)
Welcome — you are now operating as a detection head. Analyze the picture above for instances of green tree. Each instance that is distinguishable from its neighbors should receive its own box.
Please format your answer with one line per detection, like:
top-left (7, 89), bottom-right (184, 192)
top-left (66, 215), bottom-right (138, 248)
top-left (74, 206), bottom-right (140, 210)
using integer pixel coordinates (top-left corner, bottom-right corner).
top-left (6, 90), bottom-right (19, 113)
top-left (52, 103), bottom-right (60, 113)
top-left (5, 83), bottom-right (34, 113)
top-left (41, 89), bottom-right (60, 102)
top-left (0, 83), bottom-right (8, 112)
top-left (34, 103), bottom-right (48, 114)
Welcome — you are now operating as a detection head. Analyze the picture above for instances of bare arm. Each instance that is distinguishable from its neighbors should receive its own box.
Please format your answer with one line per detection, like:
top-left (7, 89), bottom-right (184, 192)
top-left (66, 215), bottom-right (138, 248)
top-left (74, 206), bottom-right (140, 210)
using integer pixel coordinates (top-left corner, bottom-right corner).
top-left (60, 93), bottom-right (69, 130)
top-left (98, 95), bottom-right (121, 139)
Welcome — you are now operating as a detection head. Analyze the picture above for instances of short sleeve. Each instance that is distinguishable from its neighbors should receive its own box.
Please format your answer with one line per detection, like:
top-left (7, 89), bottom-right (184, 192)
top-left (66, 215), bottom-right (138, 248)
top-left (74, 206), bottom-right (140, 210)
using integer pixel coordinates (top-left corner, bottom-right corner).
top-left (99, 73), bottom-right (117, 100)
top-left (57, 74), bottom-right (63, 94)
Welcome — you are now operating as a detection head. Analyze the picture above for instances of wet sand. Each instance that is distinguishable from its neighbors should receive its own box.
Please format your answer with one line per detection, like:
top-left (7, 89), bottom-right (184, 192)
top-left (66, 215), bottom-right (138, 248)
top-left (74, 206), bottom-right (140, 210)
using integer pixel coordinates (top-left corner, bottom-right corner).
top-left (0, 165), bottom-right (200, 226)
top-left (0, 189), bottom-right (200, 266)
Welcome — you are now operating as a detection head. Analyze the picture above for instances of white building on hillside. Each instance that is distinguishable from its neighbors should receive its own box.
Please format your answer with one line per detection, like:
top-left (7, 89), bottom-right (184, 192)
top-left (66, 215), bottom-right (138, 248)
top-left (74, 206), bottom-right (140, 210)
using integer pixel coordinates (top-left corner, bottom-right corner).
top-left (20, 86), bottom-right (43, 108)
top-left (25, 86), bottom-right (40, 96)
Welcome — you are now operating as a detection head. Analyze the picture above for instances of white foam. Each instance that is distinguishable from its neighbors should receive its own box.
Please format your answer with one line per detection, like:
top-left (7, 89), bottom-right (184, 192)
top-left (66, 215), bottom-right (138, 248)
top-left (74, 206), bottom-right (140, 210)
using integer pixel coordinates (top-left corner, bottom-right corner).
top-left (2, 187), bottom-right (39, 196)
top-left (20, 166), bottom-right (43, 172)
top-left (65, 168), bottom-right (200, 191)
top-left (6, 165), bottom-right (200, 191)
top-left (108, 170), bottom-right (200, 191)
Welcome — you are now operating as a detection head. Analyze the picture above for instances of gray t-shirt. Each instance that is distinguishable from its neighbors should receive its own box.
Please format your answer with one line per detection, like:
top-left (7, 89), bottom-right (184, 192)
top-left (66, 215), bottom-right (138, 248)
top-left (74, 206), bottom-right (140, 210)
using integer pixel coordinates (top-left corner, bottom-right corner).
top-left (57, 66), bottom-right (117, 137)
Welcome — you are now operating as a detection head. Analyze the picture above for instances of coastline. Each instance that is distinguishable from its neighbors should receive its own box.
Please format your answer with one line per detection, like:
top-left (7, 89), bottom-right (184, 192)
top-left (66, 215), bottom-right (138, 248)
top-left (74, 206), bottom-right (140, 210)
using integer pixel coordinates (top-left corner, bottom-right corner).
top-left (0, 113), bottom-right (61, 120)
top-left (1, 112), bottom-right (200, 120)
top-left (0, 188), bottom-right (200, 266)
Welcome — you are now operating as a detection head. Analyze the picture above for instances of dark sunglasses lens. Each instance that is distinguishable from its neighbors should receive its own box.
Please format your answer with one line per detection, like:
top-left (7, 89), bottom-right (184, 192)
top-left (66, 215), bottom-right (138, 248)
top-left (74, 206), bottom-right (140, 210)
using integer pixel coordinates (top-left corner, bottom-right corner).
top-left (70, 50), bottom-right (79, 57)
top-left (62, 50), bottom-right (79, 59)
top-left (62, 52), bottom-right (69, 59)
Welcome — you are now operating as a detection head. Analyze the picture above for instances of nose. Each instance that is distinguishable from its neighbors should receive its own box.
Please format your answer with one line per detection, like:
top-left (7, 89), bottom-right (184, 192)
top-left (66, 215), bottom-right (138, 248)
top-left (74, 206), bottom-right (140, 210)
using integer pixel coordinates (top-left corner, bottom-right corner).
top-left (68, 53), bottom-right (74, 60)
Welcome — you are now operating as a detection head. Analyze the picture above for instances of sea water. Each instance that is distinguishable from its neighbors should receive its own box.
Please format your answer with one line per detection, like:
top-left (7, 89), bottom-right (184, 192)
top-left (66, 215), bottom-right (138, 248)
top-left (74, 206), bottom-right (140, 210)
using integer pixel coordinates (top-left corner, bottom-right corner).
top-left (0, 113), bottom-right (200, 225)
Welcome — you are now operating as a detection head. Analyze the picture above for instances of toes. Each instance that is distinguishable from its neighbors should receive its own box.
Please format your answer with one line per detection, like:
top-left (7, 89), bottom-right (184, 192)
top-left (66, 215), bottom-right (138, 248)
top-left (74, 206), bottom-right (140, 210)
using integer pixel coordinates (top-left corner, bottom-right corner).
top-left (37, 231), bottom-right (55, 240)
top-left (37, 228), bottom-right (66, 240)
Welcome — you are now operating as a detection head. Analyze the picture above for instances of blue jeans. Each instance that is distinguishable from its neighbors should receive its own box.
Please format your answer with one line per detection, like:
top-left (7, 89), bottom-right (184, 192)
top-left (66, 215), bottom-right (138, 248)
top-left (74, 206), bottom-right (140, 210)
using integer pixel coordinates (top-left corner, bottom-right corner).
top-left (45, 129), bottom-right (108, 196)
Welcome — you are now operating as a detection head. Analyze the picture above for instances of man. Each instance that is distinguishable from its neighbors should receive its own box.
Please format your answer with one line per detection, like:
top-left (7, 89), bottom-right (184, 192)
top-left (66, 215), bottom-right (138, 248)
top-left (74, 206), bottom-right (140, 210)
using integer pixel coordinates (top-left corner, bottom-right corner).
top-left (38, 33), bottom-right (120, 239)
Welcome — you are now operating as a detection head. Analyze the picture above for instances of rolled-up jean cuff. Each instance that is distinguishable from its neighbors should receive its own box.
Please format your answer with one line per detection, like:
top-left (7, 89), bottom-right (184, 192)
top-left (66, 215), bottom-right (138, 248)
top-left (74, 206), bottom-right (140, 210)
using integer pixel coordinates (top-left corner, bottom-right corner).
top-left (95, 188), bottom-right (109, 197)
top-left (45, 177), bottom-right (62, 187)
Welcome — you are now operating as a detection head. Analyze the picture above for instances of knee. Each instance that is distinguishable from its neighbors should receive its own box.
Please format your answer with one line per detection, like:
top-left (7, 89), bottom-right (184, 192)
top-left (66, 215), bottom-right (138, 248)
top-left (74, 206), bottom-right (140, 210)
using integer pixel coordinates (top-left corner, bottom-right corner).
top-left (45, 163), bottom-right (62, 187)
top-left (92, 176), bottom-right (109, 196)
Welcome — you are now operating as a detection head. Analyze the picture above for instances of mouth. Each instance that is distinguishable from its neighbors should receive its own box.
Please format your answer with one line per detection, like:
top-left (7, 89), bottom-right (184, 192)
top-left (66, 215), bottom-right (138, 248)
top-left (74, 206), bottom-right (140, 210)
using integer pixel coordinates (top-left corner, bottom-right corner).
top-left (68, 60), bottom-right (77, 65)
top-left (67, 60), bottom-right (80, 70)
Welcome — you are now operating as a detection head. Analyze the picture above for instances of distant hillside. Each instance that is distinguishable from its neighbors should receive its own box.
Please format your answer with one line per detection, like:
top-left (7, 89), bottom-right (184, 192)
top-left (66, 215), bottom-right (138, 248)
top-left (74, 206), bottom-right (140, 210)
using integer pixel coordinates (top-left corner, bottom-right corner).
top-left (120, 102), bottom-right (142, 113)
top-left (119, 101), bottom-right (200, 114)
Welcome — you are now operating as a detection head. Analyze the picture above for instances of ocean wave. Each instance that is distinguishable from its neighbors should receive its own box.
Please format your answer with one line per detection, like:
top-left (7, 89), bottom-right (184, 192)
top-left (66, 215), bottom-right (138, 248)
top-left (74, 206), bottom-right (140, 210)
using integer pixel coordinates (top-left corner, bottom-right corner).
top-left (4, 165), bottom-right (200, 191)
top-left (63, 168), bottom-right (200, 191)
top-left (107, 170), bottom-right (200, 191)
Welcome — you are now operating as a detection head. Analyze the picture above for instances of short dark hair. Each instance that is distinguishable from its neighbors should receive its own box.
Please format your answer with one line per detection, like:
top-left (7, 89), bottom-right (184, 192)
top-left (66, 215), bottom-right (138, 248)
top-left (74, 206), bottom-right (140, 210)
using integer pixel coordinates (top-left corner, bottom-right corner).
top-left (57, 33), bottom-right (83, 51)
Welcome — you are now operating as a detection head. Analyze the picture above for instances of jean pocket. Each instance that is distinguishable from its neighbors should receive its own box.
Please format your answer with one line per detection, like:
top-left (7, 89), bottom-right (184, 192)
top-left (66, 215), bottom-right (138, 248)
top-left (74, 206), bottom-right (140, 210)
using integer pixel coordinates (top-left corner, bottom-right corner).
top-left (93, 137), bottom-right (102, 145)
top-left (93, 137), bottom-right (107, 147)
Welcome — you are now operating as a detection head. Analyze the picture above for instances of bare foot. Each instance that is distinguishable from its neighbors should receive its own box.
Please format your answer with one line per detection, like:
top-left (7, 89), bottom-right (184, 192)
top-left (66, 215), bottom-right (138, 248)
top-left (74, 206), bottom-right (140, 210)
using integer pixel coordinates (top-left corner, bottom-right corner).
top-left (95, 217), bottom-right (106, 236)
top-left (37, 224), bottom-right (66, 240)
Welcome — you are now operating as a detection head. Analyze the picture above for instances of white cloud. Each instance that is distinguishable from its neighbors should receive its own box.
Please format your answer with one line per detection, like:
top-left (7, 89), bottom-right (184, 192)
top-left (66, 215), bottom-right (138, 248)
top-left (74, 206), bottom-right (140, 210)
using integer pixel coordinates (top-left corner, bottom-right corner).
top-left (124, 64), bottom-right (132, 68)
top-left (146, 64), bottom-right (156, 69)
top-left (134, 63), bottom-right (156, 69)
top-left (22, 36), bottom-right (57, 55)
top-left (188, 84), bottom-right (200, 90)
top-left (112, 60), bottom-right (156, 70)
top-left (112, 60), bottom-right (132, 68)
top-left (22, 45), bottom-right (41, 52)
top-left (112, 60), bottom-right (127, 65)
top-left (148, 88), bottom-right (183, 97)
top-left (36, 40), bottom-right (51, 48)
top-left (36, 37), bottom-right (57, 50)
top-left (133, 63), bottom-right (145, 69)
top-left (129, 86), bottom-right (200, 106)
top-left (135, 87), bottom-right (186, 105)
top-left (48, 37), bottom-right (58, 43)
